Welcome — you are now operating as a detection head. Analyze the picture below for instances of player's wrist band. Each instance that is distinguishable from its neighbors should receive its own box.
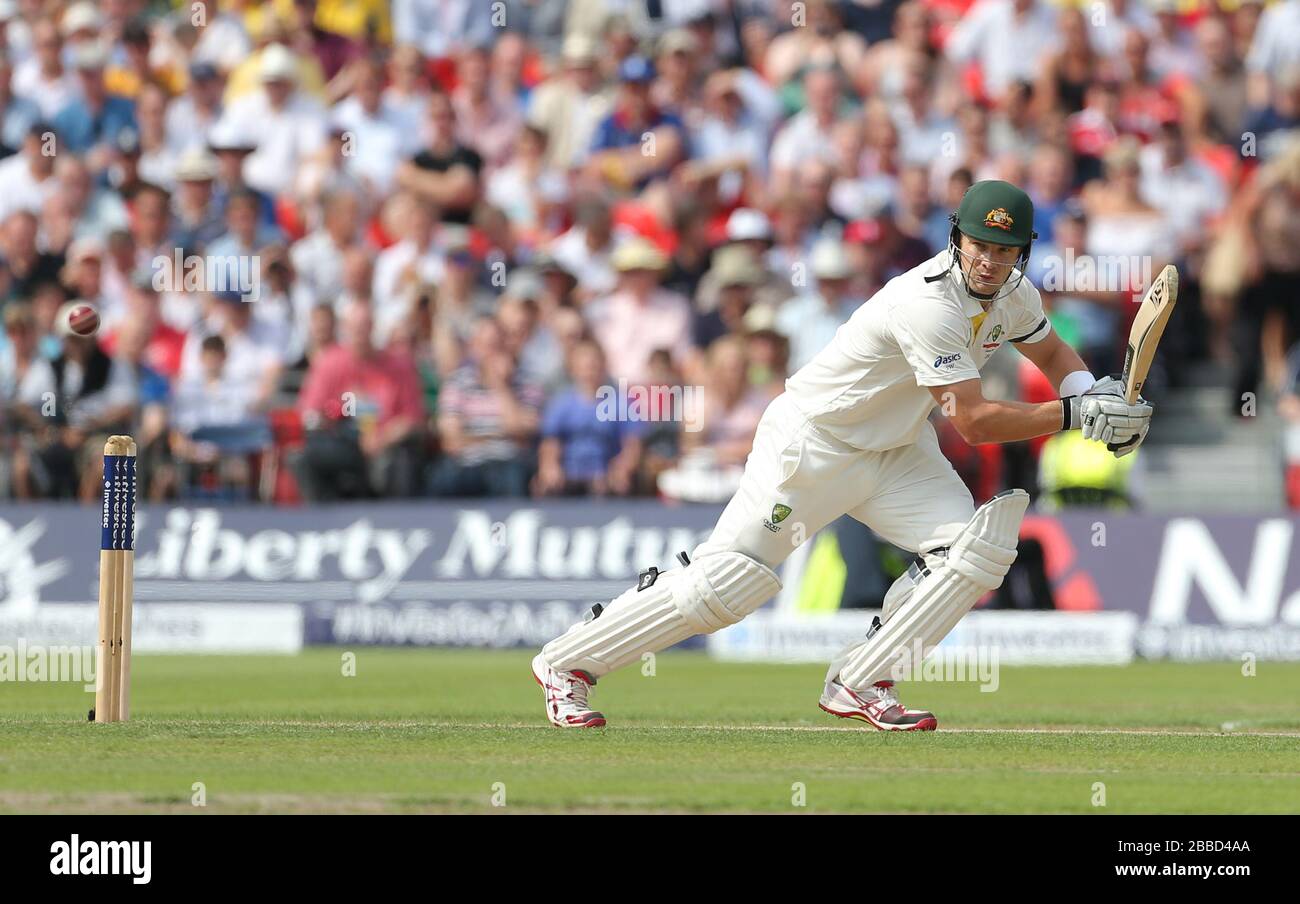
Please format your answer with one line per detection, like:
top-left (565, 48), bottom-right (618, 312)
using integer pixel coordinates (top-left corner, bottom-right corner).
top-left (1060, 397), bottom-right (1081, 431)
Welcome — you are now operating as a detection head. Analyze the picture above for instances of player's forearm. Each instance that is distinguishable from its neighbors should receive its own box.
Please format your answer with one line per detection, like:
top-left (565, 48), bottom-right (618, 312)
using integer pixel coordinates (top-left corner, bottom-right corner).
top-left (953, 398), bottom-right (1070, 445)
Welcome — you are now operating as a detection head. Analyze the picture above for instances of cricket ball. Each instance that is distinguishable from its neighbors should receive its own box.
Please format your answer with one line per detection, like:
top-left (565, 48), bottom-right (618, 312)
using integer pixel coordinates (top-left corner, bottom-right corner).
top-left (67, 303), bottom-right (100, 336)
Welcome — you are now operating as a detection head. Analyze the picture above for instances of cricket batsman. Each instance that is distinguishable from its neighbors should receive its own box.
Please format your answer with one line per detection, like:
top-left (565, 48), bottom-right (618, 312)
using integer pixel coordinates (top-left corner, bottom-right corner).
top-left (532, 181), bottom-right (1154, 730)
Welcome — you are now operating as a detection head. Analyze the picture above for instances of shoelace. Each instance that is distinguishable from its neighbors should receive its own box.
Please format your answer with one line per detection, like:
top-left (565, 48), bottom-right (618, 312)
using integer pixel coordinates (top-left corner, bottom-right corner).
top-left (874, 683), bottom-right (901, 711)
top-left (552, 671), bottom-right (590, 709)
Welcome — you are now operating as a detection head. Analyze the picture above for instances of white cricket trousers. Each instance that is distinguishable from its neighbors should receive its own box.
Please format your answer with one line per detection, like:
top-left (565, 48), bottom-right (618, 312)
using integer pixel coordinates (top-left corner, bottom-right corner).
top-left (691, 392), bottom-right (977, 571)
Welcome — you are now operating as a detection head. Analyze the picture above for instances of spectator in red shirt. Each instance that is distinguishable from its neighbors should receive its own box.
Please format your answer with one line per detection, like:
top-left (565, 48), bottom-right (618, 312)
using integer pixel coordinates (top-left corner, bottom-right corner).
top-left (99, 270), bottom-right (186, 378)
top-left (295, 301), bottom-right (428, 499)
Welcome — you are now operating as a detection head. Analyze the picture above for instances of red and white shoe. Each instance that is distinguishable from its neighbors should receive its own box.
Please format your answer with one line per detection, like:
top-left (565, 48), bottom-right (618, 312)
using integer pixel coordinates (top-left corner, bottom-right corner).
top-left (531, 653), bottom-right (607, 728)
top-left (819, 678), bottom-right (938, 731)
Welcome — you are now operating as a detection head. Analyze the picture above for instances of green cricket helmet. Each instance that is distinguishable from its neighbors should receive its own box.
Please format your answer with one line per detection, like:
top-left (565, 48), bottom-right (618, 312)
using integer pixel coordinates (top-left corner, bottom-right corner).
top-left (947, 180), bottom-right (1038, 298)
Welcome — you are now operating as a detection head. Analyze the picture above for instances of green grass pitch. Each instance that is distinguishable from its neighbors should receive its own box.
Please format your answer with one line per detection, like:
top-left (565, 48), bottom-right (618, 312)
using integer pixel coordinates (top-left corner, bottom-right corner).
top-left (1, 650), bottom-right (1297, 813)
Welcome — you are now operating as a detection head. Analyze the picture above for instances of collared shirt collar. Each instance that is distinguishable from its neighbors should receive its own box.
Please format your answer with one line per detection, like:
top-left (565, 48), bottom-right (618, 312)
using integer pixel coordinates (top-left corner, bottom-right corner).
top-left (925, 249), bottom-right (990, 317)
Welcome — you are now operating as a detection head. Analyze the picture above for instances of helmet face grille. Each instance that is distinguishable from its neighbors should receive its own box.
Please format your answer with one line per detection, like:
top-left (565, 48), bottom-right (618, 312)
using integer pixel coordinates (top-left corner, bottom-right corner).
top-left (946, 217), bottom-right (1034, 302)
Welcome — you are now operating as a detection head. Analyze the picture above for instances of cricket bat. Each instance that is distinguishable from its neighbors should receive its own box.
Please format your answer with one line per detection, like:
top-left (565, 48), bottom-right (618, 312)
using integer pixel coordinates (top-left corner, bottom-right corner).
top-left (1119, 264), bottom-right (1179, 404)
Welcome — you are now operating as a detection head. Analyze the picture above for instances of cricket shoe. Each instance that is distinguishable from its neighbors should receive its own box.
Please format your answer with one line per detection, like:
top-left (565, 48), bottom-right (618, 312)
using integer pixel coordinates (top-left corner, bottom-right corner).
top-left (819, 678), bottom-right (938, 731)
top-left (531, 653), bottom-right (606, 728)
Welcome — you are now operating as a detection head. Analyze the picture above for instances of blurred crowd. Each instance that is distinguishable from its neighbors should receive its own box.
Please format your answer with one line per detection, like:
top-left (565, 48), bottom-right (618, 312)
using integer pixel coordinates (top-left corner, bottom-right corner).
top-left (0, 0), bottom-right (1297, 505)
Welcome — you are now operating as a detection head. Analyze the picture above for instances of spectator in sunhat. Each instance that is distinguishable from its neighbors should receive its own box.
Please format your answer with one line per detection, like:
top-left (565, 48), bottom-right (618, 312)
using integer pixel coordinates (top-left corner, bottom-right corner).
top-left (170, 147), bottom-right (224, 252)
top-left (775, 236), bottom-right (860, 371)
top-left (693, 243), bottom-right (767, 350)
top-left (527, 33), bottom-right (610, 171)
top-left (56, 1), bottom-right (101, 48)
top-left (652, 27), bottom-right (704, 121)
top-left (220, 43), bottom-right (326, 197)
top-left (719, 206), bottom-right (796, 312)
top-left (532, 250), bottom-right (579, 313)
top-left (587, 237), bottom-right (694, 385)
top-left (206, 116), bottom-right (275, 228)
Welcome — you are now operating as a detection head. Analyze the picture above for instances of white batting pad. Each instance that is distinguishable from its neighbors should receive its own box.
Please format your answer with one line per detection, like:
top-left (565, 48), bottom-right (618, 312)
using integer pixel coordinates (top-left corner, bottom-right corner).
top-left (543, 552), bottom-right (781, 678)
top-left (835, 489), bottom-right (1029, 690)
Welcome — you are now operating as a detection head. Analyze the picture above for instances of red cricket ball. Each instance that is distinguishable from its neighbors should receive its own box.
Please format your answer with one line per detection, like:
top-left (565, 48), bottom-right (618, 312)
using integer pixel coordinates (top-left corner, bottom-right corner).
top-left (67, 304), bottom-right (100, 336)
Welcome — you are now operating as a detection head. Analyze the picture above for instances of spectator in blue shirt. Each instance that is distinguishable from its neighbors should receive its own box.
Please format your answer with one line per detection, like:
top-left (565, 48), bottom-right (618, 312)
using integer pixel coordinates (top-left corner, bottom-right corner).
top-left (534, 338), bottom-right (643, 497)
top-left (0, 50), bottom-right (41, 158)
top-left (1243, 65), bottom-right (1300, 162)
top-left (206, 188), bottom-right (286, 291)
top-left (208, 119), bottom-right (279, 231)
top-left (51, 43), bottom-right (136, 156)
top-left (586, 56), bottom-right (686, 191)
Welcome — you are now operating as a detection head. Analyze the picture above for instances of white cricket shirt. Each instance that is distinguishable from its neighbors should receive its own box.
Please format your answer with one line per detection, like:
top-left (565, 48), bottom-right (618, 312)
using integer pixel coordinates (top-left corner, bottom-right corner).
top-left (784, 249), bottom-right (1050, 451)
